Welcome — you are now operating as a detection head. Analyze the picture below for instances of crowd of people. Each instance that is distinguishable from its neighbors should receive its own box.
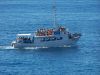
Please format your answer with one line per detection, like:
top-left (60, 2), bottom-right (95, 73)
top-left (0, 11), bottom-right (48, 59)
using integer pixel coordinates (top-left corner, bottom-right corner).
top-left (36, 26), bottom-right (66, 36)
top-left (36, 29), bottom-right (53, 36)
top-left (17, 37), bottom-right (32, 43)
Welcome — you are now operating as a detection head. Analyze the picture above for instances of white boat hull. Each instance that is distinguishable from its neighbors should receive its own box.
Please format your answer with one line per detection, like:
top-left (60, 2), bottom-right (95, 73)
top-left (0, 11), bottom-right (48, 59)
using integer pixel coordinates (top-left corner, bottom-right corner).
top-left (12, 35), bottom-right (80, 48)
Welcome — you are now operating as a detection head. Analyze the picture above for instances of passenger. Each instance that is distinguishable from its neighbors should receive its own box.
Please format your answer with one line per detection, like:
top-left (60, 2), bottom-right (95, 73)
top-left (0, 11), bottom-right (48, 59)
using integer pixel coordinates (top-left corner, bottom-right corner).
top-left (47, 30), bottom-right (50, 36)
top-left (42, 29), bottom-right (46, 36)
top-left (49, 29), bottom-right (52, 35)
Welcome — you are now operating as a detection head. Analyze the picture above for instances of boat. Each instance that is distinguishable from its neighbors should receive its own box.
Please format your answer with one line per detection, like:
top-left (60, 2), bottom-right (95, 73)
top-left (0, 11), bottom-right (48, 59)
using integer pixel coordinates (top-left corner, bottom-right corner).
top-left (11, 26), bottom-right (81, 48)
top-left (11, 1), bottom-right (81, 48)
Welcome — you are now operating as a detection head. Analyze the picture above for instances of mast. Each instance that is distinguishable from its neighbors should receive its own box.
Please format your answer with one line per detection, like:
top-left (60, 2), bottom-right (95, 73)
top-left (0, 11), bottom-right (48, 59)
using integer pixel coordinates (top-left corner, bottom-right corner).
top-left (53, 0), bottom-right (57, 27)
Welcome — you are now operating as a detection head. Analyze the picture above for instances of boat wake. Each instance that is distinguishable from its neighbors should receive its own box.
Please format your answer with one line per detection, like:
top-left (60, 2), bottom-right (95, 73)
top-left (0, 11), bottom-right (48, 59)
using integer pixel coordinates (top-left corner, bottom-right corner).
top-left (0, 45), bottom-right (71, 50)
top-left (23, 47), bottom-right (48, 50)
top-left (0, 46), bottom-right (14, 50)
top-left (0, 46), bottom-right (48, 50)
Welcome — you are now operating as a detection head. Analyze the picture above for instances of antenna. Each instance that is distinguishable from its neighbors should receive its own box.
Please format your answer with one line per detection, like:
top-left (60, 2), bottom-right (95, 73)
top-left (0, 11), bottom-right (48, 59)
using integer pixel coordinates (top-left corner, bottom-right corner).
top-left (52, 0), bottom-right (57, 27)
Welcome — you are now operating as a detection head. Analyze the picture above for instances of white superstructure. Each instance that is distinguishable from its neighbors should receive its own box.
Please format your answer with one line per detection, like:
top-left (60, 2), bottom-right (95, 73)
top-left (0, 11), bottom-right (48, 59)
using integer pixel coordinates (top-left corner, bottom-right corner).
top-left (11, 26), bottom-right (81, 48)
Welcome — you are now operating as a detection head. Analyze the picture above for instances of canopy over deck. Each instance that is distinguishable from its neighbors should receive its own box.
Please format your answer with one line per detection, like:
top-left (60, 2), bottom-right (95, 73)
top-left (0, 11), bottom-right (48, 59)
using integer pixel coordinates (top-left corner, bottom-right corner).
top-left (17, 34), bottom-right (32, 37)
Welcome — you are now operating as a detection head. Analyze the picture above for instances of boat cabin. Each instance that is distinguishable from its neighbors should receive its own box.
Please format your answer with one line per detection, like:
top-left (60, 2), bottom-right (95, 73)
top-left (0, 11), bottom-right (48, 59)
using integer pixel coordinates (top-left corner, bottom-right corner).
top-left (16, 34), bottom-right (32, 43)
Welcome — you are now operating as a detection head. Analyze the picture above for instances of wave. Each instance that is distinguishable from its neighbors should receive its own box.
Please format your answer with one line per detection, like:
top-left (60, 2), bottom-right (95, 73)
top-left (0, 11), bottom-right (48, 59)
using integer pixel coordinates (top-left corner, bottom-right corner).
top-left (0, 46), bottom-right (49, 50)
top-left (0, 46), bottom-right (14, 49)
top-left (0, 45), bottom-right (71, 50)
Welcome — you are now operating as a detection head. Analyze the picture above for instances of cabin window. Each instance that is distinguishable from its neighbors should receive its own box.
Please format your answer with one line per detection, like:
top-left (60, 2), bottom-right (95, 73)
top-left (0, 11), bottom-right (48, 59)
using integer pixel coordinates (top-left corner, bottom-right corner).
top-left (57, 37), bottom-right (63, 40)
top-left (41, 37), bottom-right (62, 42)
top-left (23, 38), bottom-right (31, 43)
top-left (17, 37), bottom-right (32, 43)
top-left (50, 37), bottom-right (56, 41)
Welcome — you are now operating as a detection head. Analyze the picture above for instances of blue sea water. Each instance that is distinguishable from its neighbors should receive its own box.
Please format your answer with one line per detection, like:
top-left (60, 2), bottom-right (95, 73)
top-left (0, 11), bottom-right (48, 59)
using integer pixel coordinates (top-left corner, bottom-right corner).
top-left (0, 0), bottom-right (100, 75)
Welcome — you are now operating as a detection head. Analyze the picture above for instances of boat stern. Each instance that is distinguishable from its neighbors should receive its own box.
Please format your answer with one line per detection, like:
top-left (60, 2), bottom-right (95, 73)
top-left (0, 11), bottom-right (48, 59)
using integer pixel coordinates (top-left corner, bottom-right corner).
top-left (67, 33), bottom-right (81, 46)
top-left (73, 33), bottom-right (81, 40)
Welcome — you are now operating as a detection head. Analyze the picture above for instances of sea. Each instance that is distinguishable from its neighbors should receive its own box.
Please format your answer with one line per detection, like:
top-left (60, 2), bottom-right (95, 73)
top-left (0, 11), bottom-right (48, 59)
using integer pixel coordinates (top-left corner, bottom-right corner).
top-left (0, 0), bottom-right (100, 75)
